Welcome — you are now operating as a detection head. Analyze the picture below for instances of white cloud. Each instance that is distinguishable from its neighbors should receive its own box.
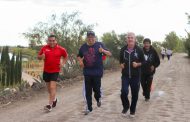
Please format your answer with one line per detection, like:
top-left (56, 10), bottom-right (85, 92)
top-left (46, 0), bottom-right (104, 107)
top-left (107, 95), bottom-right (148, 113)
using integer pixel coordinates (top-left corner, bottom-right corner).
top-left (0, 0), bottom-right (190, 46)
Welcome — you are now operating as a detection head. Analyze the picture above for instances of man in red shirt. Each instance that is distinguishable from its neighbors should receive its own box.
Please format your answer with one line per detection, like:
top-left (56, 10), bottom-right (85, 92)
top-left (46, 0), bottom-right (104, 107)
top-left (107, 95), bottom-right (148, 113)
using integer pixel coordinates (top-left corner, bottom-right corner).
top-left (38, 35), bottom-right (68, 112)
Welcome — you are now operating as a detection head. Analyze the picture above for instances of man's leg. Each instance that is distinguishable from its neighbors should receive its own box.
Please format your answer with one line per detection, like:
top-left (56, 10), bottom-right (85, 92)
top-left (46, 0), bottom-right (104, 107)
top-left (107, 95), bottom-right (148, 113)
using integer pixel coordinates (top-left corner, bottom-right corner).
top-left (167, 55), bottom-right (170, 60)
top-left (141, 74), bottom-right (147, 97)
top-left (43, 72), bottom-right (54, 111)
top-left (84, 76), bottom-right (93, 112)
top-left (49, 81), bottom-right (57, 105)
top-left (130, 76), bottom-right (140, 115)
top-left (92, 76), bottom-right (101, 107)
top-left (46, 82), bottom-right (50, 94)
top-left (120, 76), bottom-right (130, 113)
top-left (145, 75), bottom-right (153, 100)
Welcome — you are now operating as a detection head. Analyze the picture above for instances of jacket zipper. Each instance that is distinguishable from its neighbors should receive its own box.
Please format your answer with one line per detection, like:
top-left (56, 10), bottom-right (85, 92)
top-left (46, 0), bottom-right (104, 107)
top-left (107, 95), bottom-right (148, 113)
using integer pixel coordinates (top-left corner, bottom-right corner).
top-left (129, 53), bottom-right (131, 78)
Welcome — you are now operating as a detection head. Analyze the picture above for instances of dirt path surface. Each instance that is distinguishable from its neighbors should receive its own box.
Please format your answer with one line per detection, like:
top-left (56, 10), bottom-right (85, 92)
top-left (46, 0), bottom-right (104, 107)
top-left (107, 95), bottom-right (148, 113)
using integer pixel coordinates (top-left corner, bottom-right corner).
top-left (0, 53), bottom-right (190, 122)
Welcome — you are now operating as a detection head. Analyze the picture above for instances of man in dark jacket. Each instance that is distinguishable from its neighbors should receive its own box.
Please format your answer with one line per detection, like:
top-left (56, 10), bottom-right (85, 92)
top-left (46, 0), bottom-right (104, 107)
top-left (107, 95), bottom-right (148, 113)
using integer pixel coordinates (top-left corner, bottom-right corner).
top-left (78, 31), bottom-right (112, 115)
top-left (141, 38), bottom-right (160, 101)
top-left (120, 32), bottom-right (145, 118)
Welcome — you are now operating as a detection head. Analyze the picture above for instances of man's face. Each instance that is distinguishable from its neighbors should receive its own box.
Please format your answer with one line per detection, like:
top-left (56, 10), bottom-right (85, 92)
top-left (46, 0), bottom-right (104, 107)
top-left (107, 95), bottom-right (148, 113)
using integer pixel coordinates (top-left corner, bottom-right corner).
top-left (126, 34), bottom-right (136, 47)
top-left (87, 35), bottom-right (95, 45)
top-left (144, 42), bottom-right (151, 50)
top-left (48, 37), bottom-right (57, 48)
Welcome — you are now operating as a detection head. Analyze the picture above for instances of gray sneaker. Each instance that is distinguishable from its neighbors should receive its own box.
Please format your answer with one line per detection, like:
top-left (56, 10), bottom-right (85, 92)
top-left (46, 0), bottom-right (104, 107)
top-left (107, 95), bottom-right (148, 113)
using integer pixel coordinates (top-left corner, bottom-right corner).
top-left (129, 113), bottom-right (135, 118)
top-left (84, 110), bottom-right (92, 115)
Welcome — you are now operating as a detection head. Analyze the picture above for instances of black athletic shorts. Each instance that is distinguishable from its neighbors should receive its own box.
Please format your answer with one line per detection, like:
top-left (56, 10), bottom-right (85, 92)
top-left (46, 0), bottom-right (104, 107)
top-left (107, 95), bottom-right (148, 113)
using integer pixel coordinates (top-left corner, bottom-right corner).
top-left (43, 72), bottom-right (59, 82)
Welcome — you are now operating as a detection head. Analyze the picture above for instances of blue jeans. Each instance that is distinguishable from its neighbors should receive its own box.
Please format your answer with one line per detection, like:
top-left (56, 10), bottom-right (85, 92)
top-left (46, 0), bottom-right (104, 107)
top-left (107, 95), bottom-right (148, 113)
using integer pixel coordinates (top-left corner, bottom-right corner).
top-left (120, 75), bottom-right (140, 114)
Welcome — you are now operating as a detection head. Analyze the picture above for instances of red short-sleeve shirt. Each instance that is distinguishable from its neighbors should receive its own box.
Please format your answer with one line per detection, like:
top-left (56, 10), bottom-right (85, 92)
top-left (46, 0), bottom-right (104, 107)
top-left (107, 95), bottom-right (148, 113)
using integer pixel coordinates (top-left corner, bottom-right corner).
top-left (38, 44), bottom-right (68, 73)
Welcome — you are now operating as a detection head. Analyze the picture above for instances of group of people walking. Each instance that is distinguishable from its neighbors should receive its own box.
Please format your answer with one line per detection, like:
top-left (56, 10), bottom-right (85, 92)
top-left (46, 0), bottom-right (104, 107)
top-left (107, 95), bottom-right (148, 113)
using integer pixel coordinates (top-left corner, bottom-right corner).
top-left (37, 31), bottom-right (160, 118)
top-left (161, 48), bottom-right (173, 60)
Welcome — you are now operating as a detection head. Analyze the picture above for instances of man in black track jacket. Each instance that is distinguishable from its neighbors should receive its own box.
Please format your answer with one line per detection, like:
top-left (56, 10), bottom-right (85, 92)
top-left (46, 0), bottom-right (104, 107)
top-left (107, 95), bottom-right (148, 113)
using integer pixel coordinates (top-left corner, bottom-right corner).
top-left (120, 32), bottom-right (145, 118)
top-left (141, 38), bottom-right (160, 101)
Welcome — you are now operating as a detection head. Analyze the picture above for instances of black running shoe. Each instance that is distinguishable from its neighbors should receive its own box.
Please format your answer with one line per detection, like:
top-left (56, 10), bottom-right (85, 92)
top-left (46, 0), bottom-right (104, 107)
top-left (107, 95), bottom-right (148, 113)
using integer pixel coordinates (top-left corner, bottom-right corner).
top-left (145, 98), bottom-right (150, 102)
top-left (97, 100), bottom-right (101, 107)
top-left (44, 105), bottom-right (52, 112)
top-left (52, 98), bottom-right (57, 108)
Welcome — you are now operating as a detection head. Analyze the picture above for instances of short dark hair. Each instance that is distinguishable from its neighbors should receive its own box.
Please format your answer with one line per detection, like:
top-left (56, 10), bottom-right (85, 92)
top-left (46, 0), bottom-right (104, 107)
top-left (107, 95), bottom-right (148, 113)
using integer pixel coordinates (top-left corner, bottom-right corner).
top-left (143, 38), bottom-right (151, 44)
top-left (48, 35), bottom-right (57, 39)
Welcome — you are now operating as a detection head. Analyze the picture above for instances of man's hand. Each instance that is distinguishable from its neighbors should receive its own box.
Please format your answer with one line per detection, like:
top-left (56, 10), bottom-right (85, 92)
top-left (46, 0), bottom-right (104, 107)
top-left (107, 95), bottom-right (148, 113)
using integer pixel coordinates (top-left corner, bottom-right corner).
top-left (60, 63), bottom-right (64, 69)
top-left (99, 46), bottom-right (105, 53)
top-left (99, 45), bottom-right (112, 56)
top-left (59, 64), bottom-right (64, 75)
top-left (120, 63), bottom-right (125, 69)
top-left (78, 57), bottom-right (84, 68)
top-left (38, 52), bottom-right (45, 60)
top-left (150, 65), bottom-right (155, 72)
top-left (79, 61), bottom-right (84, 68)
top-left (132, 62), bottom-right (141, 68)
top-left (132, 62), bottom-right (138, 68)
top-left (41, 53), bottom-right (45, 60)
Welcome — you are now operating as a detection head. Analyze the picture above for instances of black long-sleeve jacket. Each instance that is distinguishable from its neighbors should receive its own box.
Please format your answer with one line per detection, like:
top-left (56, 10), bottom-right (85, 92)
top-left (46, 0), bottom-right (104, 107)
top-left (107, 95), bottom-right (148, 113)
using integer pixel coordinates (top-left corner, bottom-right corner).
top-left (120, 45), bottom-right (145, 78)
top-left (142, 46), bottom-right (160, 75)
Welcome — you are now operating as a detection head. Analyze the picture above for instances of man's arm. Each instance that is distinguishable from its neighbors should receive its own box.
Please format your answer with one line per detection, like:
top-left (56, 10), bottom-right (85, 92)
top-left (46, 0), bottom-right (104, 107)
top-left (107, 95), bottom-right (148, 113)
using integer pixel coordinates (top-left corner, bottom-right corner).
top-left (99, 43), bottom-right (112, 56)
top-left (100, 49), bottom-right (112, 56)
top-left (60, 56), bottom-right (68, 67)
top-left (153, 50), bottom-right (160, 68)
top-left (120, 48), bottom-right (125, 69)
top-left (60, 48), bottom-right (68, 67)
top-left (38, 47), bottom-right (45, 60)
top-left (132, 48), bottom-right (145, 68)
top-left (77, 47), bottom-right (84, 68)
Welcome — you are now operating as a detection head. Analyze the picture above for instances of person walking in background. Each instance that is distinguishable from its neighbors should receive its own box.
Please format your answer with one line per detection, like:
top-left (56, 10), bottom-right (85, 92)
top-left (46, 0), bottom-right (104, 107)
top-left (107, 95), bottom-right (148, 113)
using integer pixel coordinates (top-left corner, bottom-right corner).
top-left (166, 49), bottom-right (172, 60)
top-left (77, 31), bottom-right (111, 115)
top-left (120, 32), bottom-right (145, 118)
top-left (161, 48), bottom-right (166, 60)
top-left (38, 35), bottom-right (68, 112)
top-left (141, 38), bottom-right (160, 102)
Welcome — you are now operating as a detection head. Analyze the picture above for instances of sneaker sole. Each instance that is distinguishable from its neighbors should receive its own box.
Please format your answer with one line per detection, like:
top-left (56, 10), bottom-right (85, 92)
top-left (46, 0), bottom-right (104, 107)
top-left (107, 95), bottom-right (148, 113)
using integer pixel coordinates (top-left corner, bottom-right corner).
top-left (121, 113), bottom-right (128, 117)
top-left (84, 111), bottom-right (91, 115)
top-left (44, 107), bottom-right (52, 112)
top-left (129, 115), bottom-right (135, 118)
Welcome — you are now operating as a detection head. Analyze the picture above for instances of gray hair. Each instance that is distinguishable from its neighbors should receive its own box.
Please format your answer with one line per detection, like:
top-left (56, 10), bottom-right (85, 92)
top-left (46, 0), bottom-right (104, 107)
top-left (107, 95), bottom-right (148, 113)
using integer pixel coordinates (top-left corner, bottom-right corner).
top-left (126, 32), bottom-right (136, 39)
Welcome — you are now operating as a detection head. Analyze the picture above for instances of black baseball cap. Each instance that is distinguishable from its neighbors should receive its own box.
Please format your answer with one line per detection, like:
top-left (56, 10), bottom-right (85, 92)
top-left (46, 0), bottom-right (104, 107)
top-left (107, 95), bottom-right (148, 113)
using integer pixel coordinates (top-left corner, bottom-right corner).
top-left (87, 31), bottom-right (95, 37)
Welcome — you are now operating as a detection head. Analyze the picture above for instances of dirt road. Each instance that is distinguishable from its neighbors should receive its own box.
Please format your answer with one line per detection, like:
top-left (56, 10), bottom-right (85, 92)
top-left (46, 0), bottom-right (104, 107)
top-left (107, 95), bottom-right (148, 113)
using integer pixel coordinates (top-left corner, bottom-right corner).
top-left (0, 53), bottom-right (190, 122)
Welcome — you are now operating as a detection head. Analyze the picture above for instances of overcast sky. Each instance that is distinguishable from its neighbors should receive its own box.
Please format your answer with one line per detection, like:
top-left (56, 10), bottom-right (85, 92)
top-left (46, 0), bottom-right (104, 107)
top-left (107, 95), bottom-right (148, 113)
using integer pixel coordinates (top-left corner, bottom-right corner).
top-left (0, 0), bottom-right (190, 46)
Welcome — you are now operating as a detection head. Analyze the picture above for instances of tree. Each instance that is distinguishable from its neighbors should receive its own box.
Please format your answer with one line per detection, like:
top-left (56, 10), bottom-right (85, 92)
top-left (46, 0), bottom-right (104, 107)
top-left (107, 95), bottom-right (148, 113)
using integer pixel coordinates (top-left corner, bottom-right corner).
top-left (15, 52), bottom-right (20, 84)
top-left (152, 41), bottom-right (162, 54)
top-left (185, 13), bottom-right (190, 57)
top-left (102, 31), bottom-right (120, 60)
top-left (18, 51), bottom-right (22, 84)
top-left (118, 33), bottom-right (127, 46)
top-left (162, 31), bottom-right (184, 52)
top-left (23, 12), bottom-right (95, 54)
top-left (10, 53), bottom-right (15, 86)
top-left (136, 35), bottom-right (144, 47)
top-left (185, 31), bottom-right (190, 57)
top-left (0, 47), bottom-right (10, 86)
